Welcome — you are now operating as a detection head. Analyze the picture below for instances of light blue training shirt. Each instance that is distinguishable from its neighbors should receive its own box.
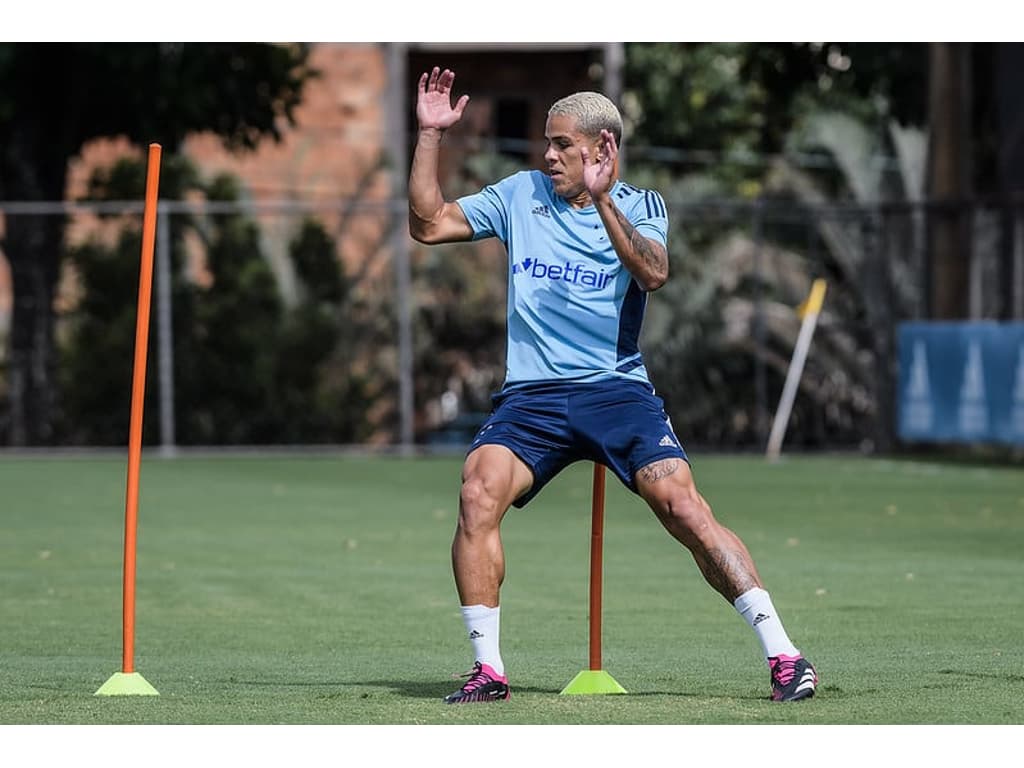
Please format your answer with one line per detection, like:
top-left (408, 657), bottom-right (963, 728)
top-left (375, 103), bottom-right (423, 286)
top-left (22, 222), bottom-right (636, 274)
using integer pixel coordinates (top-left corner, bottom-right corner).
top-left (456, 170), bottom-right (669, 389)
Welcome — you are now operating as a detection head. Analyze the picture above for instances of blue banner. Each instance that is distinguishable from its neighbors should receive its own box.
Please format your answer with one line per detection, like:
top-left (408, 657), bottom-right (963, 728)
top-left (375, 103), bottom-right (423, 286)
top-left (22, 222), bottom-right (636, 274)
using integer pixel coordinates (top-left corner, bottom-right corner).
top-left (897, 322), bottom-right (1024, 447)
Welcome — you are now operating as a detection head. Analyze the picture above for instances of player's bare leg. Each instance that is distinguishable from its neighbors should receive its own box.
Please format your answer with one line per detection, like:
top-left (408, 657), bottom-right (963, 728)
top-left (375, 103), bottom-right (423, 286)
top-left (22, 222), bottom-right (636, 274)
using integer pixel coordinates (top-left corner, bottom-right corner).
top-left (453, 444), bottom-right (532, 605)
top-left (636, 458), bottom-right (818, 701)
top-left (636, 458), bottom-right (760, 600)
top-left (444, 444), bottom-right (532, 703)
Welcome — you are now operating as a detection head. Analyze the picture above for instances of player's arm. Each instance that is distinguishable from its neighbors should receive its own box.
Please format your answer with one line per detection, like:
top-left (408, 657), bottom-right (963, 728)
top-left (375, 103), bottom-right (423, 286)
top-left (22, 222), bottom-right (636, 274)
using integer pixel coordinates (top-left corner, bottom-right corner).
top-left (408, 67), bottom-right (475, 245)
top-left (597, 199), bottom-right (669, 291)
top-left (583, 130), bottom-right (669, 292)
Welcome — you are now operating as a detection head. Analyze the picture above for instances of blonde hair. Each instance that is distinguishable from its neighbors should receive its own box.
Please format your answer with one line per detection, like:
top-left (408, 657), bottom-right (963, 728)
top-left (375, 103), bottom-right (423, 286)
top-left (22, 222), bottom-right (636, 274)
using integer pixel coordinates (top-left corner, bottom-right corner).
top-left (548, 91), bottom-right (623, 144)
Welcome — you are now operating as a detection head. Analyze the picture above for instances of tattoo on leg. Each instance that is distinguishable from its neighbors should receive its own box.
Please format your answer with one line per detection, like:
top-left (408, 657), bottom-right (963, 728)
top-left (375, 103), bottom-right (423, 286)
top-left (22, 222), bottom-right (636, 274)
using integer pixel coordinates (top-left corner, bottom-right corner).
top-left (702, 546), bottom-right (759, 601)
top-left (639, 458), bottom-right (679, 484)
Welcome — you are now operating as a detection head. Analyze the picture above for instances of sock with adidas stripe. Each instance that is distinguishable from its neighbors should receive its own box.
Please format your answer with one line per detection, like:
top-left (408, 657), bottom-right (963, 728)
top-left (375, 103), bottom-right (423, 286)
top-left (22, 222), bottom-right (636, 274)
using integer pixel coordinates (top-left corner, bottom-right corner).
top-left (460, 604), bottom-right (504, 676)
top-left (734, 587), bottom-right (800, 660)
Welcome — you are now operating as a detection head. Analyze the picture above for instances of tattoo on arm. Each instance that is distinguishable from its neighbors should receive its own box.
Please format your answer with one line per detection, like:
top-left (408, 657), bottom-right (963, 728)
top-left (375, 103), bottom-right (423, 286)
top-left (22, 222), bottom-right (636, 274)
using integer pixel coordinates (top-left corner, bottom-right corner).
top-left (639, 458), bottom-right (680, 484)
top-left (612, 207), bottom-right (667, 281)
top-left (702, 547), bottom-right (759, 601)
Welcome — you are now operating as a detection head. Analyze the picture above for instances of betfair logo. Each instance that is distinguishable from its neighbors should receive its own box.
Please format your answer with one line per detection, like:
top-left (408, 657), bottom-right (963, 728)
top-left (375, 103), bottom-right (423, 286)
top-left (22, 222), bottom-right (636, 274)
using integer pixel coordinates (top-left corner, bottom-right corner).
top-left (511, 258), bottom-right (614, 290)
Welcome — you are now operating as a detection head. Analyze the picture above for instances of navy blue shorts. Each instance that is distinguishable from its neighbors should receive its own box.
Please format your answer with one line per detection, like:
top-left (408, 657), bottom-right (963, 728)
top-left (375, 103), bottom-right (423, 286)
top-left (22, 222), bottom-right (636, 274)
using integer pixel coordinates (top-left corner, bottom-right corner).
top-left (468, 379), bottom-right (689, 507)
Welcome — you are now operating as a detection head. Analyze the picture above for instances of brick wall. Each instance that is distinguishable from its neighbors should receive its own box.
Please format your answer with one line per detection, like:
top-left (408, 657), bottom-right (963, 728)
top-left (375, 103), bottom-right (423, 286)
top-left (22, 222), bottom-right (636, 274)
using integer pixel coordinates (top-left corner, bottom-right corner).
top-left (1, 43), bottom-right (609, 337)
top-left (0, 43), bottom-right (392, 327)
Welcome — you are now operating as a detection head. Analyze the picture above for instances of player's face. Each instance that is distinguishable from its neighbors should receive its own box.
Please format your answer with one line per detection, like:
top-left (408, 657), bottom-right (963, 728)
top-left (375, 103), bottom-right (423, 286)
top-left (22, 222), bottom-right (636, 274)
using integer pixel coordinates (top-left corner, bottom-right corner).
top-left (544, 113), bottom-right (602, 204)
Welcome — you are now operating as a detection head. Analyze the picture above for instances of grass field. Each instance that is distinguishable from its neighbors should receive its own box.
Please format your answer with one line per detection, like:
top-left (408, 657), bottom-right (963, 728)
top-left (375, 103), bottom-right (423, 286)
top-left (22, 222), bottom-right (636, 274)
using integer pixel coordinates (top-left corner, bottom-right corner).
top-left (1, 452), bottom-right (1022, 756)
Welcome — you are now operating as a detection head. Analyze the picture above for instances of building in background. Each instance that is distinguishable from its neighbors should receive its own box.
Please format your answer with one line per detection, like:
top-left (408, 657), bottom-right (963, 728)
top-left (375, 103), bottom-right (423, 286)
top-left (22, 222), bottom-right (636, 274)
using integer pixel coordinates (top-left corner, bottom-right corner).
top-left (0, 42), bottom-right (622, 447)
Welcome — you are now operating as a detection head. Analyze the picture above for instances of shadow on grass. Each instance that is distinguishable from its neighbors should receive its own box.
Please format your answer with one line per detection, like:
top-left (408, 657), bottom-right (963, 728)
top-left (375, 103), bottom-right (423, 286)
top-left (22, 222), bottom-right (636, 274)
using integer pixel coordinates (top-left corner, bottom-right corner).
top-left (937, 669), bottom-right (1024, 684)
top-left (227, 678), bottom-right (570, 698)
top-left (225, 677), bottom-right (772, 702)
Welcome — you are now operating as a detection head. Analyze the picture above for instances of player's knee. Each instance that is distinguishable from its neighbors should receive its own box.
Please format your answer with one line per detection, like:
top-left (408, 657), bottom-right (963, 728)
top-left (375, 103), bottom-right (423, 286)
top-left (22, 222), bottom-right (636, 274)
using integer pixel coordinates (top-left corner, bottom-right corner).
top-left (661, 491), bottom-right (714, 542)
top-left (458, 475), bottom-right (504, 531)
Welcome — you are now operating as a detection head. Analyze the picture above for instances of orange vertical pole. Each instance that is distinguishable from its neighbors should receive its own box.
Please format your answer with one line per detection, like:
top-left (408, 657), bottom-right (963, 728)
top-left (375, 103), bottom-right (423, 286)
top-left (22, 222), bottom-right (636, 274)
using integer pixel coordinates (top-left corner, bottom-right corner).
top-left (588, 463), bottom-right (606, 671)
top-left (122, 143), bottom-right (162, 673)
top-left (559, 461), bottom-right (624, 694)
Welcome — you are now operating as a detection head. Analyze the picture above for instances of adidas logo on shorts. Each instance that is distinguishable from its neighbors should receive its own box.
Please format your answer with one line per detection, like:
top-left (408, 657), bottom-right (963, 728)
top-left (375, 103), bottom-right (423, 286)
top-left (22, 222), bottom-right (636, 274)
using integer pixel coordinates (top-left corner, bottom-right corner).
top-left (659, 435), bottom-right (677, 447)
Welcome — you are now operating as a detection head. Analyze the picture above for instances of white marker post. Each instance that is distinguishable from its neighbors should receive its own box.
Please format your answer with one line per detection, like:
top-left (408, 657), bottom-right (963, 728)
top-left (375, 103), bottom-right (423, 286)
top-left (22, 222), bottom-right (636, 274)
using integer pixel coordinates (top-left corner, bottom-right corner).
top-left (766, 279), bottom-right (827, 462)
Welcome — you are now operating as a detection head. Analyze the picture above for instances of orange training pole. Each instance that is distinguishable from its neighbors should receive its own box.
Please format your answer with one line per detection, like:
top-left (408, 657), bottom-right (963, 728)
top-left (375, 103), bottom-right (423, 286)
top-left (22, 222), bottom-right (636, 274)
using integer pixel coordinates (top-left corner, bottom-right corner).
top-left (559, 462), bottom-right (625, 694)
top-left (94, 144), bottom-right (162, 695)
top-left (122, 143), bottom-right (162, 673)
top-left (588, 462), bottom-right (606, 671)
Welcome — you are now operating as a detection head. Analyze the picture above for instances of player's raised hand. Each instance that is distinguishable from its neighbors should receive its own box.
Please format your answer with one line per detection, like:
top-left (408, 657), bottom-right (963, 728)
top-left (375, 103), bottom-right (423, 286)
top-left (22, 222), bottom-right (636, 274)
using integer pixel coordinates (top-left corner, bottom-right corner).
top-left (581, 129), bottom-right (618, 199)
top-left (416, 67), bottom-right (470, 131)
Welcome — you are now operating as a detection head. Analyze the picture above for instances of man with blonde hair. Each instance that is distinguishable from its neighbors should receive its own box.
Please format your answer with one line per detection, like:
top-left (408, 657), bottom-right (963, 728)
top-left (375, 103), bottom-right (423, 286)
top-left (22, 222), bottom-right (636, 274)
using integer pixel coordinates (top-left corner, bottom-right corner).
top-left (408, 66), bottom-right (818, 704)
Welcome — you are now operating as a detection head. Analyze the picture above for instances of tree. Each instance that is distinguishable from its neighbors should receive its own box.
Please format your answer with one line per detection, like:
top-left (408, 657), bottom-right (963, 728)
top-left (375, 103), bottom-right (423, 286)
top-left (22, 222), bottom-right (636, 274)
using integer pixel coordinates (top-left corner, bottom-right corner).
top-left (57, 155), bottom-right (202, 445)
top-left (0, 42), bottom-right (313, 445)
top-left (927, 42), bottom-right (973, 319)
top-left (622, 43), bottom-right (928, 193)
top-left (59, 156), bottom-right (371, 446)
top-left (621, 43), bottom-right (932, 449)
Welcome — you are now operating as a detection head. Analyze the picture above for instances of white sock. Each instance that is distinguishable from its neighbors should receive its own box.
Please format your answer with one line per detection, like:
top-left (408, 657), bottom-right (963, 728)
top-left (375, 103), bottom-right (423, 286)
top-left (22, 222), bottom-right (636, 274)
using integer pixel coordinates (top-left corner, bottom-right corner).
top-left (734, 587), bottom-right (800, 660)
top-left (460, 604), bottom-right (504, 676)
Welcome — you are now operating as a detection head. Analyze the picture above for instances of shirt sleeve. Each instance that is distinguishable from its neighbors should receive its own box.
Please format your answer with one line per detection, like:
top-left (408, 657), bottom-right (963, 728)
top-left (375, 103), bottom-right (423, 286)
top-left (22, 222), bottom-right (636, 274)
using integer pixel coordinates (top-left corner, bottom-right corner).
top-left (630, 188), bottom-right (669, 248)
top-left (455, 173), bottom-right (522, 243)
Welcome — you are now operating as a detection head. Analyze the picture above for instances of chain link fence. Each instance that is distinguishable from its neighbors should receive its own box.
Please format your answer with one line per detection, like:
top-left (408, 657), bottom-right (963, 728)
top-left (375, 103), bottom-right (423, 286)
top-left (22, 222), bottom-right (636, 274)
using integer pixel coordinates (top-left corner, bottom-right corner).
top-left (2, 195), bottom-right (1022, 452)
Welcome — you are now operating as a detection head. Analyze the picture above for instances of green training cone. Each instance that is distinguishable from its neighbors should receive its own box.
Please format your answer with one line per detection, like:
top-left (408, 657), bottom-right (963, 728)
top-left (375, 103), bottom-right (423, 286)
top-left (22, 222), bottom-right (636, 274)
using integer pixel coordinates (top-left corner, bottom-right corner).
top-left (94, 672), bottom-right (160, 696)
top-left (560, 669), bottom-right (627, 695)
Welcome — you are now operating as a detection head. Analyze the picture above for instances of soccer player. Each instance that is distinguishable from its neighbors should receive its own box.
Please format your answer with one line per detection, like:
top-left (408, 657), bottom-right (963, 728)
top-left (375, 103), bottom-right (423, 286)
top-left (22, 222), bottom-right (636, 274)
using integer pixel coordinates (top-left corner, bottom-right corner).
top-left (407, 66), bottom-right (818, 704)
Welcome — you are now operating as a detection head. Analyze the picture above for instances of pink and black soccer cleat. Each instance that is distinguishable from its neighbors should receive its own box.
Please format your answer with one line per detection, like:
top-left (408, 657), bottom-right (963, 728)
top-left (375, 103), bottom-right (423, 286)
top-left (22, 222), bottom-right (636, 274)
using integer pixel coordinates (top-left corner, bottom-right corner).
top-left (768, 654), bottom-right (818, 701)
top-left (443, 661), bottom-right (510, 704)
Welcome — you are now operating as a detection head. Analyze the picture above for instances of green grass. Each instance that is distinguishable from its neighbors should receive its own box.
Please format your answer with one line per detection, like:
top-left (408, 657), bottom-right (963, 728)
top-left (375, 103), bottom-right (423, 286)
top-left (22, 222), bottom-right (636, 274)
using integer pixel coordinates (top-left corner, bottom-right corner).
top-left (1, 453), bottom-right (1022, 727)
